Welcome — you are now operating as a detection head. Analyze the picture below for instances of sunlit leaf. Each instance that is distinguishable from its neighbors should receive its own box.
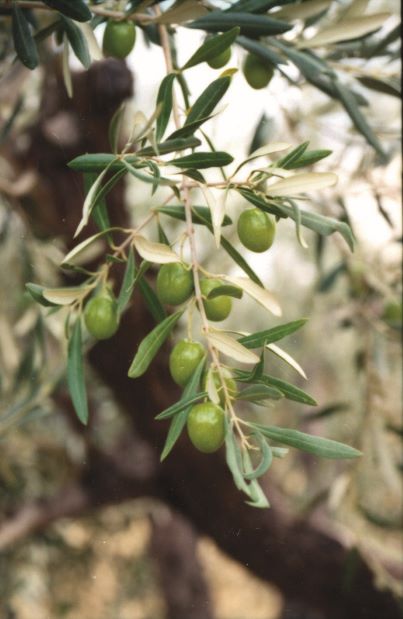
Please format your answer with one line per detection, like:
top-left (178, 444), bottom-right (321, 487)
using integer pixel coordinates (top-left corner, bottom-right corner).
top-left (208, 331), bottom-right (260, 364)
top-left (225, 276), bottom-right (282, 316)
top-left (133, 235), bottom-right (180, 264)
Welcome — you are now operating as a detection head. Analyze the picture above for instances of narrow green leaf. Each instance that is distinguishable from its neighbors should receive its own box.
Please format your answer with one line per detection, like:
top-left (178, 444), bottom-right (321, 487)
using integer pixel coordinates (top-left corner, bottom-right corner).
top-left (238, 319), bottom-right (307, 349)
top-left (138, 277), bottom-right (166, 323)
top-left (137, 136), bottom-right (201, 157)
top-left (42, 0), bottom-right (92, 22)
top-left (252, 424), bottom-right (362, 459)
top-left (160, 356), bottom-right (206, 461)
top-left (259, 374), bottom-right (317, 405)
top-left (117, 246), bottom-right (136, 314)
top-left (128, 310), bottom-right (183, 378)
top-left (67, 319), bottom-right (88, 425)
top-left (185, 77), bottom-right (231, 127)
top-left (60, 16), bottom-right (90, 68)
top-left (287, 149), bottom-right (332, 169)
top-left (170, 151), bottom-right (233, 169)
top-left (225, 426), bottom-right (251, 495)
top-left (122, 159), bottom-right (175, 187)
top-left (156, 73), bottom-right (176, 142)
top-left (207, 285), bottom-right (243, 300)
top-left (357, 75), bottom-right (401, 98)
top-left (237, 384), bottom-right (283, 401)
top-left (332, 78), bottom-right (386, 158)
top-left (188, 12), bottom-right (292, 36)
top-left (168, 114), bottom-right (215, 140)
top-left (182, 27), bottom-right (240, 69)
top-left (108, 103), bottom-right (126, 154)
top-left (276, 142), bottom-right (309, 168)
top-left (12, 4), bottom-right (38, 70)
top-left (156, 205), bottom-right (232, 227)
top-left (220, 235), bottom-right (264, 286)
top-left (243, 434), bottom-right (273, 480)
top-left (155, 391), bottom-right (208, 420)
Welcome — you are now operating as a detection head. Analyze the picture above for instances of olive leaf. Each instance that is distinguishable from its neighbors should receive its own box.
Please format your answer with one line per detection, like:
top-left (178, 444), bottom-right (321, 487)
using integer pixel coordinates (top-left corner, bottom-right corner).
top-left (128, 310), bottom-right (183, 378)
top-left (155, 391), bottom-right (208, 420)
top-left (60, 16), bottom-right (91, 69)
top-left (155, 73), bottom-right (176, 142)
top-left (12, 4), bottom-right (38, 70)
top-left (251, 423), bottom-right (362, 459)
top-left (170, 151), bottom-right (234, 169)
top-left (42, 0), bottom-right (92, 22)
top-left (133, 235), bottom-right (180, 264)
top-left (238, 318), bottom-right (307, 349)
top-left (67, 319), bottom-right (89, 425)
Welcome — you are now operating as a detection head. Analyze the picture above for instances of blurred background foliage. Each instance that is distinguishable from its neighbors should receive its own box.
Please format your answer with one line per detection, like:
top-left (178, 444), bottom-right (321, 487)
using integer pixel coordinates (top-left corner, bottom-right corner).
top-left (0, 0), bottom-right (401, 617)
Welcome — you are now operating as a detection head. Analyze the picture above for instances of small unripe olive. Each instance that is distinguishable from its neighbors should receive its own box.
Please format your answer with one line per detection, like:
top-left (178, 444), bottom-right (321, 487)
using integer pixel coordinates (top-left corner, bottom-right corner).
top-left (156, 263), bottom-right (193, 306)
top-left (103, 20), bottom-right (136, 59)
top-left (169, 340), bottom-right (205, 387)
top-left (187, 401), bottom-right (226, 453)
top-left (84, 295), bottom-right (119, 340)
top-left (243, 53), bottom-right (274, 90)
top-left (237, 208), bottom-right (276, 252)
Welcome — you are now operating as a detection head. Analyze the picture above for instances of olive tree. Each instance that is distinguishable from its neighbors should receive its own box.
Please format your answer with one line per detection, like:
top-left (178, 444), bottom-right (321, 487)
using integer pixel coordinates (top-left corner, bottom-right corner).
top-left (0, 0), bottom-right (401, 616)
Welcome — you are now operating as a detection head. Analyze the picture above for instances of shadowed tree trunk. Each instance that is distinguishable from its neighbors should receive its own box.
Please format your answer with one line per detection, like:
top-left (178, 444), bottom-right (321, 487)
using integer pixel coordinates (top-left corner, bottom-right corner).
top-left (7, 58), bottom-right (401, 619)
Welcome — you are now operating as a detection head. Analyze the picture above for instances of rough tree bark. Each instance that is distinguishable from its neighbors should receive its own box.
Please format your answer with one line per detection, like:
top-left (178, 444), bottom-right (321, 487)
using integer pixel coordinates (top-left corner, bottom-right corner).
top-left (7, 58), bottom-right (401, 619)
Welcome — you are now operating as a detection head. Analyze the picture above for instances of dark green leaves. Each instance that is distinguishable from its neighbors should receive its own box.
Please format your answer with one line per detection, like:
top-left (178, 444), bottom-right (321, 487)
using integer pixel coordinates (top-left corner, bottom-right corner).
top-left (160, 356), bottom-right (206, 461)
top-left (184, 77), bottom-right (231, 128)
top-left (259, 374), bottom-right (317, 406)
top-left (117, 246), bottom-right (136, 314)
top-left (42, 0), bottom-right (92, 22)
top-left (60, 16), bottom-right (90, 68)
top-left (332, 78), bottom-right (386, 159)
top-left (170, 151), bottom-right (233, 169)
top-left (67, 319), bottom-right (88, 425)
top-left (156, 73), bottom-right (176, 142)
top-left (238, 319), bottom-right (307, 349)
top-left (237, 384), bottom-right (283, 401)
top-left (12, 4), bottom-right (38, 70)
top-left (252, 424), bottom-right (362, 459)
top-left (182, 27), bottom-right (240, 69)
top-left (276, 142), bottom-right (332, 169)
top-left (128, 310), bottom-right (183, 378)
top-left (188, 12), bottom-right (292, 36)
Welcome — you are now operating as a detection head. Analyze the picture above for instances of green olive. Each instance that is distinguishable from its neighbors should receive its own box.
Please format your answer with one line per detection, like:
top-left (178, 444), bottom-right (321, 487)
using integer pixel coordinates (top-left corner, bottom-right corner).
top-left (243, 53), bottom-right (274, 90)
top-left (187, 401), bottom-right (226, 453)
top-left (156, 263), bottom-right (193, 306)
top-left (84, 295), bottom-right (119, 340)
top-left (169, 340), bottom-right (205, 387)
top-left (103, 20), bottom-right (136, 59)
top-left (200, 278), bottom-right (232, 322)
top-left (237, 208), bottom-right (276, 252)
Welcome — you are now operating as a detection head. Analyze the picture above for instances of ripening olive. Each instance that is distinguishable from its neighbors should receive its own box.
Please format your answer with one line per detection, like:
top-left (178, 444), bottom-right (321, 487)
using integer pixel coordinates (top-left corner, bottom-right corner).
top-left (169, 340), bottom-right (205, 387)
top-left (243, 53), bottom-right (274, 90)
top-left (103, 20), bottom-right (136, 59)
top-left (187, 401), bottom-right (226, 453)
top-left (84, 295), bottom-right (119, 340)
top-left (156, 263), bottom-right (193, 306)
top-left (237, 208), bottom-right (276, 252)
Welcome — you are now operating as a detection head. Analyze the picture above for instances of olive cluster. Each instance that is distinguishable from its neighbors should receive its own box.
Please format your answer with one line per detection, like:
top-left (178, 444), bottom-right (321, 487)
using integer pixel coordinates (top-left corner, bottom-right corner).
top-left (102, 22), bottom-right (275, 91)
